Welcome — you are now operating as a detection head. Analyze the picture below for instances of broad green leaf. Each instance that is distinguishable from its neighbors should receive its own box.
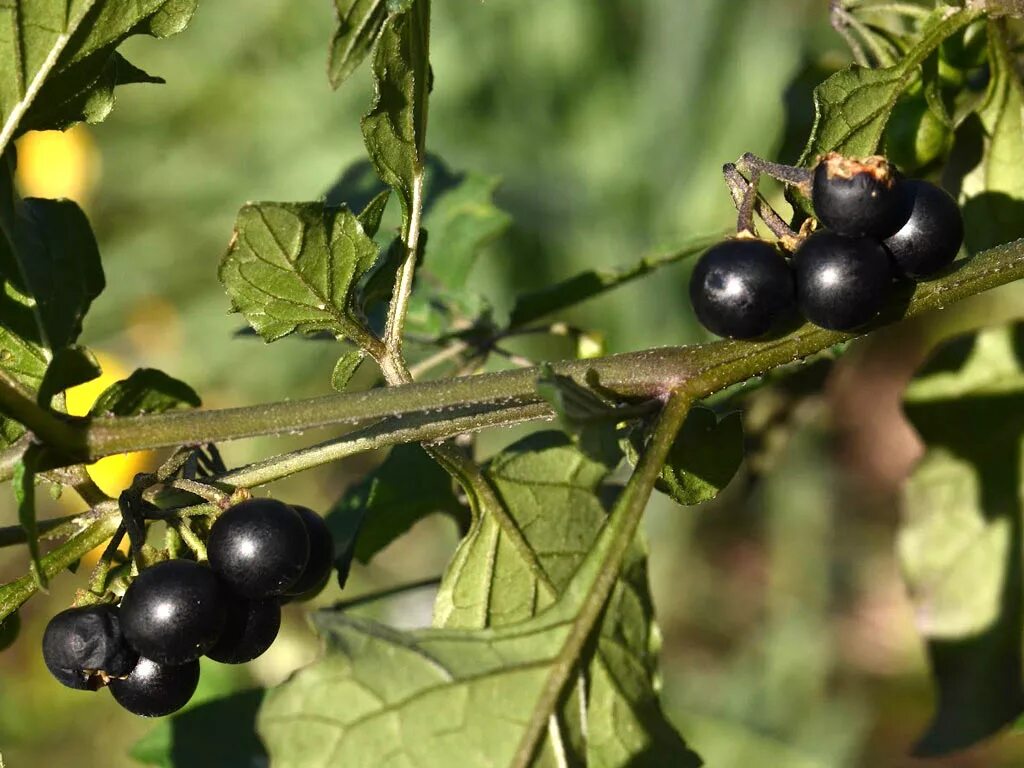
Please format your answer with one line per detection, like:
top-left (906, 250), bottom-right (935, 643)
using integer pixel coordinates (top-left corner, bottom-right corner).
top-left (361, 0), bottom-right (430, 222)
top-left (508, 234), bottom-right (721, 330)
top-left (0, 0), bottom-right (197, 145)
top-left (901, 326), bottom-right (1024, 755)
top-left (795, 7), bottom-right (978, 190)
top-left (13, 444), bottom-right (44, 588)
top-left (88, 368), bottom-right (200, 417)
top-left (434, 433), bottom-right (693, 765)
top-left (422, 172), bottom-right (510, 291)
top-left (36, 345), bottom-right (99, 407)
top-left (325, 443), bottom-right (463, 566)
top-left (652, 407), bottom-right (744, 507)
top-left (959, 24), bottom-right (1024, 253)
top-left (219, 202), bottom-right (380, 345)
top-left (330, 350), bottom-right (366, 392)
top-left (329, 0), bottom-right (388, 89)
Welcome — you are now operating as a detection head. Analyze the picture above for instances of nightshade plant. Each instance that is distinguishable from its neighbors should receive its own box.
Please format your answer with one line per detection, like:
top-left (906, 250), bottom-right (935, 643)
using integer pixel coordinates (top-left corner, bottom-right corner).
top-left (2, 0), bottom-right (1024, 764)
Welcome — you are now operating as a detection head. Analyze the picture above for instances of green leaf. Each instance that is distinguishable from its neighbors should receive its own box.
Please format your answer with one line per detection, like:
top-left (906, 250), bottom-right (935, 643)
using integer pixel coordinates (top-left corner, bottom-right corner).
top-left (651, 406), bottom-right (744, 506)
top-left (0, 0), bottom-right (198, 144)
top-left (433, 433), bottom-right (694, 765)
top-left (13, 444), bottom-right (44, 589)
top-left (330, 350), bottom-right (366, 392)
top-left (36, 345), bottom-right (100, 407)
top-left (219, 202), bottom-right (380, 345)
top-left (360, 0), bottom-right (430, 223)
top-left (325, 443), bottom-right (463, 566)
top-left (356, 188), bottom-right (391, 239)
top-left (795, 7), bottom-right (978, 173)
top-left (329, 0), bottom-right (389, 89)
top-left (508, 234), bottom-right (721, 330)
top-left (960, 24), bottom-right (1024, 253)
top-left (88, 368), bottom-right (200, 417)
top-left (0, 197), bottom-right (105, 351)
top-left (901, 326), bottom-right (1024, 755)
top-left (421, 172), bottom-right (510, 291)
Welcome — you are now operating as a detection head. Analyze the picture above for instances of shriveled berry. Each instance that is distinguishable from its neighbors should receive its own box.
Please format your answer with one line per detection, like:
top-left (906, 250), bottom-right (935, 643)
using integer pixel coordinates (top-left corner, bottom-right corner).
top-left (812, 153), bottom-right (908, 238)
top-left (42, 604), bottom-right (137, 690)
top-left (283, 505), bottom-right (335, 601)
top-left (883, 180), bottom-right (963, 280)
top-left (206, 598), bottom-right (281, 664)
top-left (688, 239), bottom-right (795, 339)
top-left (208, 499), bottom-right (310, 599)
top-left (109, 657), bottom-right (200, 717)
top-left (120, 560), bottom-right (227, 666)
top-left (794, 231), bottom-right (894, 331)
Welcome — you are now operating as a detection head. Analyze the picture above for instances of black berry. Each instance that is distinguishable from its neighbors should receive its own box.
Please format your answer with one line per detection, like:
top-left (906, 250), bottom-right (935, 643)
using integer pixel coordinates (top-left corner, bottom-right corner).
top-left (208, 499), bottom-right (310, 599)
top-left (688, 239), bottom-right (795, 339)
top-left (42, 604), bottom-right (137, 690)
top-left (283, 505), bottom-right (335, 601)
top-left (109, 657), bottom-right (200, 717)
top-left (794, 231), bottom-right (894, 331)
top-left (812, 153), bottom-right (908, 238)
top-left (206, 598), bottom-right (281, 664)
top-left (120, 560), bottom-right (227, 666)
top-left (883, 180), bottom-right (963, 280)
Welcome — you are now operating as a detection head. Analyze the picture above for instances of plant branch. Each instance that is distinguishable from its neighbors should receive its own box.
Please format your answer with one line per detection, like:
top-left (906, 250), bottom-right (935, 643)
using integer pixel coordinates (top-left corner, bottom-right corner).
top-left (0, 373), bottom-right (87, 457)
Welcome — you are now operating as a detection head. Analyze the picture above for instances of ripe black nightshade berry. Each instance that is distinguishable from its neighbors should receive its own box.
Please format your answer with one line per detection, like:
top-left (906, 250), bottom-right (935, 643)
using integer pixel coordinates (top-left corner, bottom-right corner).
top-left (208, 499), bottom-right (310, 599)
top-left (206, 598), bottom-right (281, 664)
top-left (109, 657), bottom-right (200, 717)
top-left (883, 180), bottom-right (963, 280)
top-left (794, 231), bottom-right (894, 331)
top-left (688, 239), bottom-right (795, 339)
top-left (283, 505), bottom-right (335, 601)
top-left (42, 604), bottom-right (137, 690)
top-left (812, 153), bottom-right (908, 238)
top-left (120, 560), bottom-right (227, 666)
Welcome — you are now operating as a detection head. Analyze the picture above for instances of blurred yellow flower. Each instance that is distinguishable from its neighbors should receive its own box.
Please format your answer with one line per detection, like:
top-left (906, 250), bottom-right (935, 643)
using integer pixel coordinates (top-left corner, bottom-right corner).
top-left (14, 125), bottom-right (100, 204)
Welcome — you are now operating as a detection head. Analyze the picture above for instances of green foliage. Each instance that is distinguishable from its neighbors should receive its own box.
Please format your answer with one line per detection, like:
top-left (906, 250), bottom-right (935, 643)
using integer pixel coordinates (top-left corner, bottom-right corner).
top-left (651, 406), bottom-right (744, 506)
top-left (36, 346), bottom-right (100, 408)
top-left (88, 368), bottom-right (201, 417)
top-left (329, 0), bottom-right (389, 89)
top-left (219, 203), bottom-right (380, 345)
top-left (13, 445), bottom-right (43, 588)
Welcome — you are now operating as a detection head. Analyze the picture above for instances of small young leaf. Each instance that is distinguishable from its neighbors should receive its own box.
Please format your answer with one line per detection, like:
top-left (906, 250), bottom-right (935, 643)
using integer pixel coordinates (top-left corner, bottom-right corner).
top-left (536, 363), bottom-right (623, 465)
top-left (329, 0), bottom-right (389, 89)
top-left (508, 234), bottom-right (721, 330)
top-left (356, 188), bottom-right (391, 239)
top-left (649, 406), bottom-right (744, 506)
top-left (361, 0), bottom-right (431, 222)
top-left (219, 202), bottom-right (379, 345)
top-left (330, 350), bottom-right (366, 392)
top-left (36, 345), bottom-right (101, 407)
top-left (13, 445), bottom-right (45, 589)
top-left (89, 369), bottom-right (201, 417)
top-left (325, 444), bottom-right (463, 567)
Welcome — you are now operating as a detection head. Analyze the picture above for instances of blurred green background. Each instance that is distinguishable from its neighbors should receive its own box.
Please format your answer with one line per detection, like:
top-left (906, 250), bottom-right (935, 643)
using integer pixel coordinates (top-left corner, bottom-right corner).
top-left (2, 0), bottom-right (1023, 765)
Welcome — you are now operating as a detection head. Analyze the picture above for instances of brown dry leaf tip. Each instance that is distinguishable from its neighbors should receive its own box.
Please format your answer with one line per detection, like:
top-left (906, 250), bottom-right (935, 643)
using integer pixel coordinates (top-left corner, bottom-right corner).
top-left (820, 151), bottom-right (896, 187)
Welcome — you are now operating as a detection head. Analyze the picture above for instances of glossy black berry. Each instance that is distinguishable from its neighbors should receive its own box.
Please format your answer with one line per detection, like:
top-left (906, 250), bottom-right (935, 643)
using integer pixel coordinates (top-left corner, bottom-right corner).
top-left (883, 180), bottom-right (963, 280)
top-left (208, 499), bottom-right (310, 599)
top-left (120, 560), bottom-right (227, 666)
top-left (812, 153), bottom-right (908, 238)
top-left (794, 231), bottom-right (894, 331)
top-left (688, 239), bottom-right (795, 339)
top-left (206, 598), bottom-right (281, 664)
top-left (42, 604), bottom-right (137, 690)
top-left (283, 505), bottom-right (335, 601)
top-left (109, 657), bottom-right (200, 717)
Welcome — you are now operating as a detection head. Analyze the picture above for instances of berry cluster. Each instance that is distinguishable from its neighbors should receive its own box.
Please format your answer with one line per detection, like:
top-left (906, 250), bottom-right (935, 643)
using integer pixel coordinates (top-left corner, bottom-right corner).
top-left (690, 152), bottom-right (964, 338)
top-left (41, 499), bottom-right (334, 717)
